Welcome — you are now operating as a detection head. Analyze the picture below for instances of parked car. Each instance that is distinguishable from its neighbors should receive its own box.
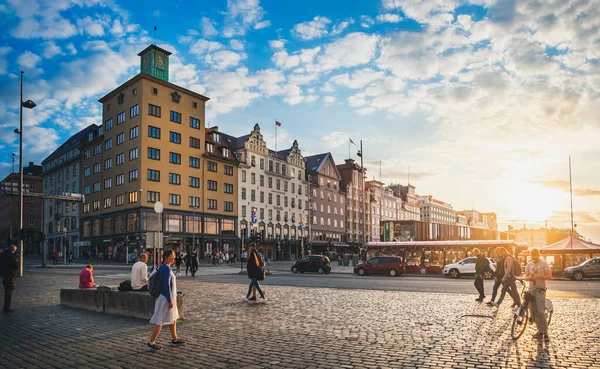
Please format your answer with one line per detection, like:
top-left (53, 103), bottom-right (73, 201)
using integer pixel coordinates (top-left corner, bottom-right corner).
top-left (442, 257), bottom-right (496, 279)
top-left (323, 251), bottom-right (340, 261)
top-left (291, 255), bottom-right (331, 274)
top-left (564, 257), bottom-right (600, 281)
top-left (354, 257), bottom-right (405, 276)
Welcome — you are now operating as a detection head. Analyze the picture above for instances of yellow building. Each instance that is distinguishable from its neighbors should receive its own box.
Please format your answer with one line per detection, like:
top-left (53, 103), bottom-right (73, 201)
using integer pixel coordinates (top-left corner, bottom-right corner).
top-left (80, 44), bottom-right (239, 260)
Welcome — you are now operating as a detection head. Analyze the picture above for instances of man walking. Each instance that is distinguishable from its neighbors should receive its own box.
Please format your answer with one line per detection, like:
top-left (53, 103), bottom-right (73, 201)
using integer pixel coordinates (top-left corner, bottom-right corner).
top-left (525, 248), bottom-right (552, 340)
top-left (473, 248), bottom-right (487, 302)
top-left (490, 247), bottom-right (521, 308)
top-left (0, 245), bottom-right (18, 313)
top-left (486, 249), bottom-right (506, 307)
top-left (190, 249), bottom-right (198, 277)
top-left (131, 253), bottom-right (149, 291)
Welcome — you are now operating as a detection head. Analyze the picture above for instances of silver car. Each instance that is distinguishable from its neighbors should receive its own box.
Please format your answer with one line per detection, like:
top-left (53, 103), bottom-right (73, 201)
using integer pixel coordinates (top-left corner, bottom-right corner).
top-left (564, 257), bottom-right (600, 281)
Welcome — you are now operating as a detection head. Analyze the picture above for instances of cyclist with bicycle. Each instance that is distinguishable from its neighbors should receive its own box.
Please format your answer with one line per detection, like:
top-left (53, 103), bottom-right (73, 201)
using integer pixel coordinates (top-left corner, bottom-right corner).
top-left (524, 248), bottom-right (552, 340)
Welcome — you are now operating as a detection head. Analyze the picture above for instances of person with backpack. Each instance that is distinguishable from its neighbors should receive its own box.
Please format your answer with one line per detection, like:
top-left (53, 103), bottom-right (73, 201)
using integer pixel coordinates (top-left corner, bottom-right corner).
top-left (147, 249), bottom-right (185, 351)
top-left (490, 247), bottom-right (522, 308)
top-left (246, 243), bottom-right (265, 302)
top-left (487, 249), bottom-right (506, 307)
top-left (190, 249), bottom-right (198, 277)
top-left (473, 248), bottom-right (488, 302)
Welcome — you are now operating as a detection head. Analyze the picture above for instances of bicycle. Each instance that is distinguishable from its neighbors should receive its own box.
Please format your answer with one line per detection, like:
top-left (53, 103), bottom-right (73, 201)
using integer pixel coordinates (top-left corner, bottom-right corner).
top-left (510, 279), bottom-right (553, 340)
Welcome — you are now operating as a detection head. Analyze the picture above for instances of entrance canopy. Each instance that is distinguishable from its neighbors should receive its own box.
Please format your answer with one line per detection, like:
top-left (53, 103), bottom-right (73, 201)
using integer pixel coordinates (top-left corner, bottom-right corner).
top-left (539, 237), bottom-right (600, 254)
top-left (367, 240), bottom-right (522, 249)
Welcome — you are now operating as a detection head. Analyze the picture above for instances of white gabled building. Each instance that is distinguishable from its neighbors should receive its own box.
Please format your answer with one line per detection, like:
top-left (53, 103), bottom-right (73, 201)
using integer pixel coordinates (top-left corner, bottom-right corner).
top-left (235, 124), bottom-right (309, 260)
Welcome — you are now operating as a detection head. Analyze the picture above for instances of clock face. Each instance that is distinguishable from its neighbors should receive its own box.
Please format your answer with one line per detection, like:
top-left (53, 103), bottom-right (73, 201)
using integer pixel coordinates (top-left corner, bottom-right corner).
top-left (155, 54), bottom-right (164, 69)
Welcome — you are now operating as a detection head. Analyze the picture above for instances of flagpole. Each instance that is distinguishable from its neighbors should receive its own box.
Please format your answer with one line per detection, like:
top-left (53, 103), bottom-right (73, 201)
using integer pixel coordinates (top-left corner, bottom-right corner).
top-left (275, 121), bottom-right (278, 158)
top-left (569, 155), bottom-right (574, 251)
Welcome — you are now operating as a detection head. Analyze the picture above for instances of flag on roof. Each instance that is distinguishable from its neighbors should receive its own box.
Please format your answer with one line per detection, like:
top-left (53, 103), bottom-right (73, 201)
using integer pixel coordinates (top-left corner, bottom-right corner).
top-left (349, 138), bottom-right (355, 145)
top-left (276, 121), bottom-right (282, 127)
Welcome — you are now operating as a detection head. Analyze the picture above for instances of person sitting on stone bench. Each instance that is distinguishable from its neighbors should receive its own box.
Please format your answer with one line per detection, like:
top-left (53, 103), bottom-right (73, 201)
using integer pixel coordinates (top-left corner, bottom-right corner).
top-left (131, 253), bottom-right (149, 291)
top-left (79, 264), bottom-right (98, 288)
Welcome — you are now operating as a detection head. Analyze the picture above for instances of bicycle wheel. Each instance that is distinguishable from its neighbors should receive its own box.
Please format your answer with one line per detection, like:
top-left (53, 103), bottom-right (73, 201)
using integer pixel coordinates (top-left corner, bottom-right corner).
top-left (545, 299), bottom-right (553, 327)
top-left (511, 304), bottom-right (529, 340)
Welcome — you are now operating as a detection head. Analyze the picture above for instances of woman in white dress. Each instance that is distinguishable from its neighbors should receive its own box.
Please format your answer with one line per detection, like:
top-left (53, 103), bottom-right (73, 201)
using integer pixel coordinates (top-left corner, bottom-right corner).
top-left (147, 249), bottom-right (185, 350)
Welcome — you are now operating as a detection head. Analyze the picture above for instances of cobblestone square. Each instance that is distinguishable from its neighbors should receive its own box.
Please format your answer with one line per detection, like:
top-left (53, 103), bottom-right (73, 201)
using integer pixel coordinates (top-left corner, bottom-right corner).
top-left (1, 272), bottom-right (599, 369)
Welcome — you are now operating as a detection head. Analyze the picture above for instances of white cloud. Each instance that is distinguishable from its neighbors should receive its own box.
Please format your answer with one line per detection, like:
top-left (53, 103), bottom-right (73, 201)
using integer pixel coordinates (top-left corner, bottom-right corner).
top-left (329, 68), bottom-right (385, 89)
top-left (272, 47), bottom-right (320, 70)
top-left (110, 19), bottom-right (124, 36)
top-left (376, 13), bottom-right (403, 23)
top-left (268, 40), bottom-right (285, 50)
top-left (42, 41), bottom-right (62, 59)
top-left (65, 43), bottom-right (77, 55)
top-left (322, 131), bottom-right (350, 148)
top-left (200, 17), bottom-right (218, 37)
top-left (292, 16), bottom-right (331, 40)
top-left (222, 0), bottom-right (271, 37)
top-left (189, 39), bottom-right (224, 56)
top-left (17, 51), bottom-right (42, 69)
top-left (207, 50), bottom-right (247, 70)
top-left (331, 19), bottom-right (354, 35)
top-left (76, 16), bottom-right (105, 36)
top-left (0, 47), bottom-right (11, 75)
top-left (360, 15), bottom-right (374, 28)
top-left (317, 32), bottom-right (379, 71)
top-left (230, 39), bottom-right (245, 51)
top-left (324, 96), bottom-right (336, 103)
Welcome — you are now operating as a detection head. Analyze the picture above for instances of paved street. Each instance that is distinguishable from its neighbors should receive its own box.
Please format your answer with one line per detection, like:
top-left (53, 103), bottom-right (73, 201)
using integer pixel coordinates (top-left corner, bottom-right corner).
top-left (0, 268), bottom-right (599, 368)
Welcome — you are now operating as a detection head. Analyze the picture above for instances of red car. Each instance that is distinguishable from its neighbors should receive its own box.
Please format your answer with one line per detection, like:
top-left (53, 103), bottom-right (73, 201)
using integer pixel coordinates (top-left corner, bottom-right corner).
top-left (354, 257), bottom-right (405, 276)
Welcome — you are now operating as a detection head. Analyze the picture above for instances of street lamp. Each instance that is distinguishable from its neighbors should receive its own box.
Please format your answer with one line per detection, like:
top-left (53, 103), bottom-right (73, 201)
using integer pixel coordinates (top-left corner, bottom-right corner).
top-left (16, 71), bottom-right (36, 277)
top-left (63, 227), bottom-right (68, 264)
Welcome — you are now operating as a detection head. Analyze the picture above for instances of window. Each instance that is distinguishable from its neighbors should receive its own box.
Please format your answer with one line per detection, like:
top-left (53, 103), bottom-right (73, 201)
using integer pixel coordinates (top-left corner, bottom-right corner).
top-left (242, 205), bottom-right (246, 217)
top-left (93, 182), bottom-right (100, 192)
top-left (169, 194), bottom-right (181, 206)
top-left (170, 111), bottom-right (182, 123)
top-left (189, 196), bottom-right (200, 208)
top-left (94, 144), bottom-right (101, 156)
top-left (105, 118), bottom-right (113, 131)
top-left (189, 156), bottom-right (200, 168)
top-left (251, 173), bottom-right (256, 184)
top-left (268, 177), bottom-right (272, 188)
top-left (169, 152), bottom-right (181, 164)
top-left (260, 158), bottom-right (264, 169)
top-left (104, 178), bottom-right (112, 189)
top-left (104, 197), bottom-right (112, 209)
top-left (132, 88), bottom-right (137, 96)
top-left (152, 87), bottom-right (158, 95)
top-left (129, 191), bottom-right (138, 204)
top-left (148, 147), bottom-right (160, 160)
top-left (93, 163), bottom-right (100, 174)
top-left (129, 169), bottom-right (138, 182)
top-left (147, 169), bottom-right (160, 182)
top-left (189, 136), bottom-right (201, 149)
top-left (268, 193), bottom-right (272, 204)
top-left (206, 143), bottom-right (214, 153)
top-left (129, 147), bottom-right (139, 161)
top-left (148, 104), bottom-right (161, 117)
top-left (129, 126), bottom-right (139, 139)
top-left (104, 158), bottom-right (112, 170)
top-left (130, 104), bottom-right (139, 118)
top-left (251, 190), bottom-right (256, 201)
top-left (276, 179), bottom-right (281, 190)
top-left (116, 153), bottom-right (125, 166)
top-left (224, 201), bottom-right (233, 212)
top-left (241, 170), bottom-right (246, 182)
top-left (83, 185), bottom-right (90, 195)
top-left (93, 201), bottom-right (100, 211)
top-left (170, 131), bottom-right (181, 144)
top-left (117, 112), bottom-right (125, 125)
top-left (222, 148), bottom-right (230, 158)
top-left (116, 194), bottom-right (124, 206)
top-left (260, 191), bottom-right (264, 203)
top-left (208, 180), bottom-right (217, 191)
top-left (148, 126), bottom-right (161, 139)
top-left (260, 175), bottom-right (264, 187)
top-left (207, 199), bottom-right (217, 210)
top-left (277, 195), bottom-right (281, 206)
top-left (193, 101), bottom-right (198, 109)
top-left (207, 161), bottom-right (217, 172)
top-left (284, 181), bottom-right (288, 192)
top-left (242, 188), bottom-right (246, 200)
top-left (190, 117), bottom-right (200, 129)
top-left (269, 160), bottom-right (273, 172)
top-left (284, 196), bottom-right (288, 207)
top-left (84, 167), bottom-right (91, 177)
top-left (117, 133), bottom-right (125, 145)
top-left (105, 138), bottom-right (112, 151)
top-left (147, 191), bottom-right (160, 203)
top-left (225, 183), bottom-right (234, 194)
top-left (116, 174), bottom-right (124, 186)
top-left (189, 176), bottom-right (200, 188)
top-left (84, 149), bottom-right (90, 159)
top-left (224, 165), bottom-right (234, 176)
top-left (169, 173), bottom-right (181, 185)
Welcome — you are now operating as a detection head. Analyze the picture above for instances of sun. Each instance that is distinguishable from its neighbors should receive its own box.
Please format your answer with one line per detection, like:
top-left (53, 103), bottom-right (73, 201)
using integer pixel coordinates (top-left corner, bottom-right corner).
top-left (498, 180), bottom-right (562, 224)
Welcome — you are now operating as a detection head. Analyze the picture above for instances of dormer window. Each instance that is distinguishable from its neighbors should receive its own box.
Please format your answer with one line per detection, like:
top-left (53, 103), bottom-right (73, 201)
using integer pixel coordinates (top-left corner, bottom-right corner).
top-left (206, 143), bottom-right (214, 153)
top-left (212, 133), bottom-right (221, 143)
top-left (223, 148), bottom-right (230, 158)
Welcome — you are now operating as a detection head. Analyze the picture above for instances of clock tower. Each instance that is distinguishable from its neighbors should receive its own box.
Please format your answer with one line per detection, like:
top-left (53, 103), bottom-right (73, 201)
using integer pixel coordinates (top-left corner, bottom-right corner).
top-left (138, 44), bottom-right (172, 82)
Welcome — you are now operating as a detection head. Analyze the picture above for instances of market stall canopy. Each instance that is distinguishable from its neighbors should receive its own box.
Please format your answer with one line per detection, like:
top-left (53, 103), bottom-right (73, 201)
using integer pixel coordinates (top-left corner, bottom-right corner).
top-left (539, 237), bottom-right (600, 253)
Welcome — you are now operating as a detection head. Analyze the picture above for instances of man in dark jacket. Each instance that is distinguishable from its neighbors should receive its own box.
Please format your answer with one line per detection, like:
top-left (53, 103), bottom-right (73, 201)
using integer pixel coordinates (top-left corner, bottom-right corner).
top-left (487, 251), bottom-right (506, 306)
top-left (473, 248), bottom-right (487, 302)
top-left (246, 243), bottom-right (265, 302)
top-left (1, 245), bottom-right (18, 313)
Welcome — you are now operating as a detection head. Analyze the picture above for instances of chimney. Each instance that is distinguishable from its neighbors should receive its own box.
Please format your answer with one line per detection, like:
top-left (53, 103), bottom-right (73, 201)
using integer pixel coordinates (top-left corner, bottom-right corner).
top-left (28, 162), bottom-right (34, 167)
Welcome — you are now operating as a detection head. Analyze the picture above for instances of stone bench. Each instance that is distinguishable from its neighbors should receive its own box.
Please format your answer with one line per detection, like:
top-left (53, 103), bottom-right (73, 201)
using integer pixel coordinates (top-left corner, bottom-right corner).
top-left (60, 286), bottom-right (184, 320)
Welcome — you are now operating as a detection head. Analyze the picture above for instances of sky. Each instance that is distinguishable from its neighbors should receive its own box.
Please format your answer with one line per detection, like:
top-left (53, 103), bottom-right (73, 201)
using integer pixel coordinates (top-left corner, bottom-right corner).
top-left (1, 0), bottom-right (599, 242)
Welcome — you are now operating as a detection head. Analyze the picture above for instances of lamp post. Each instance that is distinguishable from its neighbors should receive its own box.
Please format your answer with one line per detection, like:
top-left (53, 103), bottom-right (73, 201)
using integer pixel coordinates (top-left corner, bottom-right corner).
top-left (16, 71), bottom-right (37, 277)
top-left (357, 140), bottom-right (366, 255)
top-left (63, 227), bottom-right (68, 265)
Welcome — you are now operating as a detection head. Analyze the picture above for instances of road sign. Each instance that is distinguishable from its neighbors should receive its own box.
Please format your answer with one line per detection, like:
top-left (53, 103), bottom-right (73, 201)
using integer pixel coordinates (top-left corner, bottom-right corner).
top-left (252, 215), bottom-right (257, 223)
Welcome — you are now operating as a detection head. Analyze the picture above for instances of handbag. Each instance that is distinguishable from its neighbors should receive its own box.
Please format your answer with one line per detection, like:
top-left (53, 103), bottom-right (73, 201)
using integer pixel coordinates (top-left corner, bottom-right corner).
top-left (257, 267), bottom-right (265, 281)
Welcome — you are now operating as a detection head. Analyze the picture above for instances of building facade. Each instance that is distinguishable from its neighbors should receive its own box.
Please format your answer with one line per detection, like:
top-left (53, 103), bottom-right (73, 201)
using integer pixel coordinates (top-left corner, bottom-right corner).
top-left (235, 124), bottom-right (309, 260)
top-left (305, 153), bottom-right (346, 253)
top-left (0, 163), bottom-right (43, 252)
top-left (41, 124), bottom-right (100, 258)
top-left (337, 159), bottom-right (370, 249)
top-left (366, 180), bottom-right (404, 242)
top-left (79, 44), bottom-right (237, 261)
top-left (389, 184), bottom-right (421, 222)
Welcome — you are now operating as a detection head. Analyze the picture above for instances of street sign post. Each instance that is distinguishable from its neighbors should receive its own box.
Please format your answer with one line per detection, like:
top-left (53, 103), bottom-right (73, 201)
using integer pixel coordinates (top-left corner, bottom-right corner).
top-left (153, 201), bottom-right (163, 270)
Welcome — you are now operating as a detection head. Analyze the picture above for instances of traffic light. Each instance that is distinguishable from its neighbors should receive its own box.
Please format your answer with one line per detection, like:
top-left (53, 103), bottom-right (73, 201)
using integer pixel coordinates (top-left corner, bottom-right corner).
top-left (256, 231), bottom-right (262, 244)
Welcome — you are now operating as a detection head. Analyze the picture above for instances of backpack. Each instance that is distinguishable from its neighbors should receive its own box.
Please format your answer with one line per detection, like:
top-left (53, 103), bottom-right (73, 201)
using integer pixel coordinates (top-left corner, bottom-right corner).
top-left (148, 269), bottom-right (161, 298)
top-left (510, 256), bottom-right (522, 276)
top-left (118, 280), bottom-right (133, 292)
